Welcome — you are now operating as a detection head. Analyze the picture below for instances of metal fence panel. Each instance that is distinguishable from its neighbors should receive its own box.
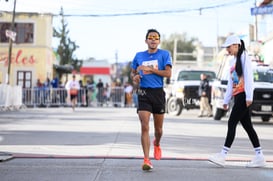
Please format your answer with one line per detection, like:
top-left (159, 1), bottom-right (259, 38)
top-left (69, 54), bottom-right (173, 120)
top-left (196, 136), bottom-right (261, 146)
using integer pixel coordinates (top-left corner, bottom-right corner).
top-left (22, 87), bottom-right (126, 108)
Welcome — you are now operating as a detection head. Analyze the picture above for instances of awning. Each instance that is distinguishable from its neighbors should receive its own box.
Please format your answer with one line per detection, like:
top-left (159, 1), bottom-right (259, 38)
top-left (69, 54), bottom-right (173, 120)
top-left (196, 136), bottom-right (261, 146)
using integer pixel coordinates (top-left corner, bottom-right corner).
top-left (53, 64), bottom-right (73, 73)
top-left (80, 67), bottom-right (110, 75)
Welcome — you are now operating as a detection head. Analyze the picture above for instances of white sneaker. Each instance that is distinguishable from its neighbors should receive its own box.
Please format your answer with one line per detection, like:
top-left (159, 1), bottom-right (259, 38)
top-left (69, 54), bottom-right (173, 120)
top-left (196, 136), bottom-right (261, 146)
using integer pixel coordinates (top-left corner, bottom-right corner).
top-left (246, 155), bottom-right (266, 168)
top-left (208, 153), bottom-right (225, 167)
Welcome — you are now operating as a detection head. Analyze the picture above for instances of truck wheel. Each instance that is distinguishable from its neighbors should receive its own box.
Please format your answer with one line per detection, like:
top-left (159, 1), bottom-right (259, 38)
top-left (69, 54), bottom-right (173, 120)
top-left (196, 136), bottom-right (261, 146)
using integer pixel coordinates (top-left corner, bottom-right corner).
top-left (261, 116), bottom-right (270, 122)
top-left (213, 108), bottom-right (224, 120)
top-left (167, 97), bottom-right (183, 116)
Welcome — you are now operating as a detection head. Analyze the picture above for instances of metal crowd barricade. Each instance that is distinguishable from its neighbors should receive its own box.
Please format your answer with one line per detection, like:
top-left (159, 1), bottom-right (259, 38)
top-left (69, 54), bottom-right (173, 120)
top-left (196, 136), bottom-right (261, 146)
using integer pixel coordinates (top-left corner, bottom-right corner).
top-left (22, 87), bottom-right (68, 107)
top-left (22, 87), bottom-right (126, 108)
top-left (110, 87), bottom-right (124, 107)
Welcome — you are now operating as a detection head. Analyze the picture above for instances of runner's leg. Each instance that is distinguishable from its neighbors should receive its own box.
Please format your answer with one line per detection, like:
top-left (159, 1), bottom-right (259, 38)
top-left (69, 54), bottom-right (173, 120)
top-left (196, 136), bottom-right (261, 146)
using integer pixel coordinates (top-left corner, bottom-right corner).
top-left (138, 110), bottom-right (151, 159)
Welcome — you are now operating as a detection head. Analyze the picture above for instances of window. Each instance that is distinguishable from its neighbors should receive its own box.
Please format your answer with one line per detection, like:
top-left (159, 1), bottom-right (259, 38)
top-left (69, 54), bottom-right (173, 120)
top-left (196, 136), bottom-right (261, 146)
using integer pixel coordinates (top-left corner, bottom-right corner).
top-left (17, 71), bottom-right (32, 88)
top-left (178, 71), bottom-right (216, 81)
top-left (0, 22), bottom-right (34, 43)
top-left (253, 68), bottom-right (273, 83)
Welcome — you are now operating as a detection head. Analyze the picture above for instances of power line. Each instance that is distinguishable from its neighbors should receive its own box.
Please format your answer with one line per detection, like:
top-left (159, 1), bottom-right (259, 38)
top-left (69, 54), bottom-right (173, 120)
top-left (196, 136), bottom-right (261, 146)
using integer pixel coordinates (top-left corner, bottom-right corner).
top-left (56, 0), bottom-right (252, 17)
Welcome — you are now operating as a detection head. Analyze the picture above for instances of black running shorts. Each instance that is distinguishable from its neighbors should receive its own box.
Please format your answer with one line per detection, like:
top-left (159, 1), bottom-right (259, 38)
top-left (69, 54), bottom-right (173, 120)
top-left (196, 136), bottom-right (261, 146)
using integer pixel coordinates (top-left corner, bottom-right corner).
top-left (70, 94), bottom-right (77, 100)
top-left (137, 88), bottom-right (166, 114)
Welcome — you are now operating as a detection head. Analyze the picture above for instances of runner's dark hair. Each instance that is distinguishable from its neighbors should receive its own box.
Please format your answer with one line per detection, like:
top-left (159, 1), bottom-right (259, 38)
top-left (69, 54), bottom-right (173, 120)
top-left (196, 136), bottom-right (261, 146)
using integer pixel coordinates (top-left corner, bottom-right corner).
top-left (145, 29), bottom-right (160, 40)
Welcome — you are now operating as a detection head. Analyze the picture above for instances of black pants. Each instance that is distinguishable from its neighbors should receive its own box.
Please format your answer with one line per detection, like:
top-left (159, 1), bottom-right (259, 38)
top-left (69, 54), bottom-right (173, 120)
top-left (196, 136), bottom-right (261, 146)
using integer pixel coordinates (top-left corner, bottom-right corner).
top-left (224, 92), bottom-right (260, 148)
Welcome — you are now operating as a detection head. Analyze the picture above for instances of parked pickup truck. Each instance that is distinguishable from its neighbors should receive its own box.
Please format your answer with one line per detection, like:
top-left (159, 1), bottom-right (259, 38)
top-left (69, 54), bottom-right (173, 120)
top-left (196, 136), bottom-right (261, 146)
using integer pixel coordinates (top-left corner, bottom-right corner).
top-left (211, 62), bottom-right (273, 122)
top-left (164, 69), bottom-right (216, 116)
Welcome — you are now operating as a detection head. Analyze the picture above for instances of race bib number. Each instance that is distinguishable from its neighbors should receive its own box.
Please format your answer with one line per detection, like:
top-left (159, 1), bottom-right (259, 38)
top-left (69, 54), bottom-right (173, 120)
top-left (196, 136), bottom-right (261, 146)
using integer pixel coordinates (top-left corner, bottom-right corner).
top-left (142, 60), bottom-right (158, 74)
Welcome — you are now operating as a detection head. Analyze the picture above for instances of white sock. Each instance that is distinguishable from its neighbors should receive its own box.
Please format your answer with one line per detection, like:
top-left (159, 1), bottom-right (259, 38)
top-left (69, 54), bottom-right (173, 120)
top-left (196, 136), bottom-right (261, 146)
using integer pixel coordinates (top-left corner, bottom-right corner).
top-left (220, 146), bottom-right (230, 157)
top-left (254, 147), bottom-right (263, 156)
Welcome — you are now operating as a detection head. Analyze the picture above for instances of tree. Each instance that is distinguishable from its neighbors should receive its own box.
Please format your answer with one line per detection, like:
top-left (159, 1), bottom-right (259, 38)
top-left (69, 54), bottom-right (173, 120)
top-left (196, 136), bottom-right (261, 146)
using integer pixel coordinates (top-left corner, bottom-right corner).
top-left (53, 7), bottom-right (82, 80)
top-left (123, 61), bottom-right (133, 84)
top-left (161, 33), bottom-right (198, 62)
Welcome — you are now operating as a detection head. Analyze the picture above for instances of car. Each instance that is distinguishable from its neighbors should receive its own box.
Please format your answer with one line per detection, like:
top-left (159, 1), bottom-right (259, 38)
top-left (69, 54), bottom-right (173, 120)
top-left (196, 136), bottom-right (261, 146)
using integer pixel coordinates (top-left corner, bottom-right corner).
top-left (211, 60), bottom-right (273, 122)
top-left (164, 69), bottom-right (216, 116)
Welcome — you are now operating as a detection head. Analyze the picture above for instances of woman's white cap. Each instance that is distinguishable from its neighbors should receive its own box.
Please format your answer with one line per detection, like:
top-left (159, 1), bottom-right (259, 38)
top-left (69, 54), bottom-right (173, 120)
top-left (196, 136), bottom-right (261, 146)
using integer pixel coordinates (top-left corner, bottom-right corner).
top-left (222, 35), bottom-right (241, 48)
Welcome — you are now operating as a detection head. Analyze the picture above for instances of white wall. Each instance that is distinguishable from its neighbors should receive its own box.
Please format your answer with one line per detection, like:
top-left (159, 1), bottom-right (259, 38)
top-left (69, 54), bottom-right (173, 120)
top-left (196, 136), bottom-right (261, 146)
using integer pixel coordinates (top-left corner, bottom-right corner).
top-left (262, 38), bottom-right (273, 67)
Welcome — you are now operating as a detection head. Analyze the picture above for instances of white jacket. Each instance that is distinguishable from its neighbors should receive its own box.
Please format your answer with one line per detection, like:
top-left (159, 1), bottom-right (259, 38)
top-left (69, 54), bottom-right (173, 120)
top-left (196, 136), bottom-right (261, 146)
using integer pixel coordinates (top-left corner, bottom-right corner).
top-left (223, 51), bottom-right (254, 104)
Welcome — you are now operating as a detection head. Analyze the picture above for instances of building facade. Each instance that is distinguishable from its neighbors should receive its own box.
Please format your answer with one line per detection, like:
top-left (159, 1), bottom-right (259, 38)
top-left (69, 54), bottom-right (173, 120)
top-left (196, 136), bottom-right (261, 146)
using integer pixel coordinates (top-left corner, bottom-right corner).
top-left (80, 58), bottom-right (111, 85)
top-left (0, 11), bottom-right (56, 87)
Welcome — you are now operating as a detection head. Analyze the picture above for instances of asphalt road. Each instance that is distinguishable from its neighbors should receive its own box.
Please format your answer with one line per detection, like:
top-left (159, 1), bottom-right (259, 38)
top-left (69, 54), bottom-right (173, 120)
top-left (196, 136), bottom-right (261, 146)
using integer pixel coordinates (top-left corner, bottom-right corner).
top-left (0, 107), bottom-right (273, 181)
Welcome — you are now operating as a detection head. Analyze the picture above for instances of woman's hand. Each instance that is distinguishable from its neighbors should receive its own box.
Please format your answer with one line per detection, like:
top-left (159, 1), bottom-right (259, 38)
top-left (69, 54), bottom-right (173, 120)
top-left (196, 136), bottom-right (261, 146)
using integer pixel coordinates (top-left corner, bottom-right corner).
top-left (246, 100), bottom-right (252, 107)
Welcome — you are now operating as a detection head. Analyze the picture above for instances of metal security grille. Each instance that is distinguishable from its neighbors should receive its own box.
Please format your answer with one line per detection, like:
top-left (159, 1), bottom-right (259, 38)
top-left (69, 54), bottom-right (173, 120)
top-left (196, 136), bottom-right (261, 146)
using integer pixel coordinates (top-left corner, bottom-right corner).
top-left (253, 89), bottom-right (273, 102)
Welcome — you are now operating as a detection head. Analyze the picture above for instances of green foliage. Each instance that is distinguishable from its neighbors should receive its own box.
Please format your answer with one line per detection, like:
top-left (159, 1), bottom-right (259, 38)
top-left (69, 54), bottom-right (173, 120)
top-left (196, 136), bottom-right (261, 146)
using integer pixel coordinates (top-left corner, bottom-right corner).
top-left (161, 32), bottom-right (197, 62)
top-left (123, 61), bottom-right (133, 84)
top-left (53, 7), bottom-right (82, 79)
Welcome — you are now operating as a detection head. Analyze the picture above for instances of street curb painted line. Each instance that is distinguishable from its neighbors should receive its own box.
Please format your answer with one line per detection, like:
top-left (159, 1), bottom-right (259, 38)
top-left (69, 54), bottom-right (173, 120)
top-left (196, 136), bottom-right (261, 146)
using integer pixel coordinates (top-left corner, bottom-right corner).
top-left (10, 153), bottom-right (273, 163)
top-left (0, 152), bottom-right (14, 162)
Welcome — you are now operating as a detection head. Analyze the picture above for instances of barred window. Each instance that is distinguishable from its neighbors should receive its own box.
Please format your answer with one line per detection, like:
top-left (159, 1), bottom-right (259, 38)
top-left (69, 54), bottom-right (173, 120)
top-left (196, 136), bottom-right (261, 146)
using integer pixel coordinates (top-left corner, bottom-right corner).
top-left (0, 22), bottom-right (34, 43)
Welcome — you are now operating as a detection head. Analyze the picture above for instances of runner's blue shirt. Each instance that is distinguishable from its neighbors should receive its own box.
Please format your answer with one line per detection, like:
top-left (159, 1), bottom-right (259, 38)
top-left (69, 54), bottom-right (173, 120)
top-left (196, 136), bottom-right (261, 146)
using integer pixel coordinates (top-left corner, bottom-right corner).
top-left (131, 49), bottom-right (172, 88)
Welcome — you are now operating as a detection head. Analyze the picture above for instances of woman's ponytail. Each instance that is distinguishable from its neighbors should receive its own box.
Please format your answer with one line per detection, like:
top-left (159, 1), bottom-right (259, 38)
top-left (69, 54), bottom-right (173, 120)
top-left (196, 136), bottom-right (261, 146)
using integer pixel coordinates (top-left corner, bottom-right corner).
top-left (235, 39), bottom-right (245, 77)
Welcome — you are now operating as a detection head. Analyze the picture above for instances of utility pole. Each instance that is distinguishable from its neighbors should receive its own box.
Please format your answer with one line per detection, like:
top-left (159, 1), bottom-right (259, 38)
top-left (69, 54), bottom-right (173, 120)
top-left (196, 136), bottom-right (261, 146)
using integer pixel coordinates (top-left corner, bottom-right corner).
top-left (215, 8), bottom-right (219, 54)
top-left (254, 0), bottom-right (258, 41)
top-left (6, 0), bottom-right (17, 85)
top-left (173, 39), bottom-right (177, 65)
top-left (115, 50), bottom-right (118, 80)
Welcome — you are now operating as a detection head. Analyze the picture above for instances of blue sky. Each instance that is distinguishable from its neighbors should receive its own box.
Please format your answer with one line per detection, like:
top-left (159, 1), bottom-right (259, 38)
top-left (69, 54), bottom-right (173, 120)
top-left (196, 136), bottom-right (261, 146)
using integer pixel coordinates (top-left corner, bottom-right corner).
top-left (1, 0), bottom-right (260, 63)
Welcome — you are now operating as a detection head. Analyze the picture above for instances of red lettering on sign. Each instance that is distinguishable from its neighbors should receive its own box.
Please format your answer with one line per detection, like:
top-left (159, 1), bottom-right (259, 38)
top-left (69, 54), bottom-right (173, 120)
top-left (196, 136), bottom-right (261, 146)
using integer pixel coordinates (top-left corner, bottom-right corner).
top-left (22, 57), bottom-right (27, 64)
top-left (29, 55), bottom-right (35, 64)
top-left (0, 49), bottom-right (36, 66)
top-left (15, 50), bottom-right (22, 64)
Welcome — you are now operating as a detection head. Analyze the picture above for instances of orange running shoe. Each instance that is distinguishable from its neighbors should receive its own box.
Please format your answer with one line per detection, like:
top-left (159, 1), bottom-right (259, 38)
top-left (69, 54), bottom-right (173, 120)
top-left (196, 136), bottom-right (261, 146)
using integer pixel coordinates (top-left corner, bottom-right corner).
top-left (154, 139), bottom-right (162, 160)
top-left (142, 158), bottom-right (153, 171)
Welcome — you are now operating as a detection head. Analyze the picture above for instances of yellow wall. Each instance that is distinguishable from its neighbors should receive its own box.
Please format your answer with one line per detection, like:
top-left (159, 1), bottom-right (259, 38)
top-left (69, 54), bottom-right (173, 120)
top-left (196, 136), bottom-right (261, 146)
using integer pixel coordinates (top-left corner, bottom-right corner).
top-left (0, 12), bottom-right (56, 87)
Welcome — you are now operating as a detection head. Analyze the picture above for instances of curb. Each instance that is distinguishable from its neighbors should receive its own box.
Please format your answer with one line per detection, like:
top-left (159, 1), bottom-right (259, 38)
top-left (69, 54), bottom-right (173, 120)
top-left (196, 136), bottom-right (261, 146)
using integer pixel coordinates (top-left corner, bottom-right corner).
top-left (0, 152), bottom-right (14, 162)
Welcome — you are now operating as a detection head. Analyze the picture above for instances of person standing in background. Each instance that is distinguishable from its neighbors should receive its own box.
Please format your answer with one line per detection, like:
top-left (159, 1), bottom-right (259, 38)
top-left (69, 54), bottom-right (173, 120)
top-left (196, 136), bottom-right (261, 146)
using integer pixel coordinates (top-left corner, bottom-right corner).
top-left (209, 35), bottom-right (266, 168)
top-left (86, 79), bottom-right (95, 107)
top-left (198, 73), bottom-right (213, 117)
top-left (124, 82), bottom-right (133, 107)
top-left (51, 76), bottom-right (59, 88)
top-left (132, 83), bottom-right (139, 108)
top-left (131, 29), bottom-right (172, 171)
top-left (104, 83), bottom-right (111, 106)
top-left (43, 77), bottom-right (51, 103)
top-left (51, 76), bottom-right (59, 103)
top-left (96, 79), bottom-right (104, 106)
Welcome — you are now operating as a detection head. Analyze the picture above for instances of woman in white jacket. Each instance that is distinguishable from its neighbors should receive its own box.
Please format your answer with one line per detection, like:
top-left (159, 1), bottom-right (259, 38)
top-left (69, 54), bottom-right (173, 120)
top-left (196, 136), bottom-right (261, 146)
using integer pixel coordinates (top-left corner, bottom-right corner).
top-left (209, 35), bottom-right (265, 168)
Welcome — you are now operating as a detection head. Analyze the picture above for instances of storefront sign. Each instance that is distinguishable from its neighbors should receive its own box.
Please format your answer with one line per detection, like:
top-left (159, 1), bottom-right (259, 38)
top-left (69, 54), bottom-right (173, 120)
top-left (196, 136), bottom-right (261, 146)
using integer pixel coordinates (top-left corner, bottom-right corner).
top-left (251, 5), bottom-right (273, 15)
top-left (0, 49), bottom-right (36, 66)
